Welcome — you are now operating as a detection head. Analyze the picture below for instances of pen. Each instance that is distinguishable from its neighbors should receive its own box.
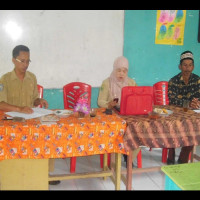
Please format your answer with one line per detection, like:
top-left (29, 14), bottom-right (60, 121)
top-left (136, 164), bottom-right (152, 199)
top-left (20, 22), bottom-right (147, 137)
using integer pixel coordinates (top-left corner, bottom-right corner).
top-left (2, 117), bottom-right (13, 120)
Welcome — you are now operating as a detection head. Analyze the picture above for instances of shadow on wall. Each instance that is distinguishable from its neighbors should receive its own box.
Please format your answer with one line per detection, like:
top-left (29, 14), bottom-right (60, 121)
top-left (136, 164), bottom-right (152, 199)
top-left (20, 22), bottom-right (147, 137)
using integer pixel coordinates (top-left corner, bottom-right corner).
top-left (44, 87), bottom-right (100, 110)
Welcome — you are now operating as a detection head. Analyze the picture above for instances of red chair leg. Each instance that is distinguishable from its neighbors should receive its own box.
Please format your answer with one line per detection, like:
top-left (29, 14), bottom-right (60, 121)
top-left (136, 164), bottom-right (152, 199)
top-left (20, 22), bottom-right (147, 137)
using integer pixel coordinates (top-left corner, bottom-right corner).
top-left (188, 152), bottom-right (191, 161)
top-left (162, 148), bottom-right (168, 163)
top-left (161, 149), bottom-right (191, 163)
top-left (70, 157), bottom-right (76, 173)
top-left (137, 149), bottom-right (142, 168)
top-left (100, 153), bottom-right (111, 168)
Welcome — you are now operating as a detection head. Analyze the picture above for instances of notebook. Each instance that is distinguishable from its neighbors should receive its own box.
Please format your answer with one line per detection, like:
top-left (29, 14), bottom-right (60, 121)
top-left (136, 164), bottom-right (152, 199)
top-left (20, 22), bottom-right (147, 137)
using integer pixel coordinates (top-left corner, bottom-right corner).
top-left (114, 86), bottom-right (154, 115)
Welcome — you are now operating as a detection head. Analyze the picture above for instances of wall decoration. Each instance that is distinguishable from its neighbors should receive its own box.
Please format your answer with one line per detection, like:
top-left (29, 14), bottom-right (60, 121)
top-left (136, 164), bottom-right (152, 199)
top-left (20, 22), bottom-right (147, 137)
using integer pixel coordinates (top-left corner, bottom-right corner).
top-left (155, 10), bottom-right (186, 45)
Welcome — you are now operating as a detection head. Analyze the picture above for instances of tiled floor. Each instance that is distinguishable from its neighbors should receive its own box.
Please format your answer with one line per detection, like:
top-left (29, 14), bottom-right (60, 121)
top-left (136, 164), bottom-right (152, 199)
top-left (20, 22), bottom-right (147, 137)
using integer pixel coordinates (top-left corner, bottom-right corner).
top-left (49, 146), bottom-right (200, 190)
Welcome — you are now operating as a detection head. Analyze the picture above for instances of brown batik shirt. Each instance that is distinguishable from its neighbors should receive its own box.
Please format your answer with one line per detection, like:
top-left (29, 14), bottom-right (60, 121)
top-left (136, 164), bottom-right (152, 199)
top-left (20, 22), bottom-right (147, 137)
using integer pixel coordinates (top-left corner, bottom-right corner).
top-left (168, 72), bottom-right (200, 106)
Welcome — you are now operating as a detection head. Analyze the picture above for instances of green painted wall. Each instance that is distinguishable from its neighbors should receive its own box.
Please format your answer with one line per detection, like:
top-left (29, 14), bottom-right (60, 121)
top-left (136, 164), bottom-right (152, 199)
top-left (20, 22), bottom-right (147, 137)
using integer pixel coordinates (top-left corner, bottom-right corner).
top-left (44, 88), bottom-right (64, 109)
top-left (124, 10), bottom-right (200, 86)
top-left (45, 10), bottom-right (200, 110)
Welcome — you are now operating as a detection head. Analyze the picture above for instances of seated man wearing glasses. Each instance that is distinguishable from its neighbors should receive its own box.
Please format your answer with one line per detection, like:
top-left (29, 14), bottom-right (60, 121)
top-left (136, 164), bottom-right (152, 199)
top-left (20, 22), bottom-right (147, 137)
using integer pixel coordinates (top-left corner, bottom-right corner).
top-left (0, 45), bottom-right (48, 113)
top-left (0, 45), bottom-right (60, 185)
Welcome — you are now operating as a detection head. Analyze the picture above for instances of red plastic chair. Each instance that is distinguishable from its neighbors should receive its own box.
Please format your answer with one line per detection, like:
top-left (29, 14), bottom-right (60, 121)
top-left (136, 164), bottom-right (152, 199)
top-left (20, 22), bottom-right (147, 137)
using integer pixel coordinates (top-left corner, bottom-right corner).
top-left (37, 84), bottom-right (44, 98)
top-left (153, 81), bottom-right (192, 163)
top-left (153, 81), bottom-right (169, 106)
top-left (63, 82), bottom-right (91, 109)
top-left (153, 81), bottom-right (169, 163)
top-left (37, 84), bottom-right (44, 108)
top-left (63, 82), bottom-right (92, 173)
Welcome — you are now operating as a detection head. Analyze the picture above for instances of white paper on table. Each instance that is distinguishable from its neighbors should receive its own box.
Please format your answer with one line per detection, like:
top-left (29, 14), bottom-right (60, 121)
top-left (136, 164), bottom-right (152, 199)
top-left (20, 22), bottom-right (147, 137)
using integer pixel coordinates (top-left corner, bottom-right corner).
top-left (5, 107), bottom-right (54, 119)
top-left (193, 109), bottom-right (200, 113)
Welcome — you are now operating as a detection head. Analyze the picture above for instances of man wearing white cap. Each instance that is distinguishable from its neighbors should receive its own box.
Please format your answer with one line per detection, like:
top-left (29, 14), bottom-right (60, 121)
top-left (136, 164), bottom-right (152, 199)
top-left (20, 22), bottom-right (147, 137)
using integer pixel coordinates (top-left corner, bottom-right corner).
top-left (167, 50), bottom-right (200, 164)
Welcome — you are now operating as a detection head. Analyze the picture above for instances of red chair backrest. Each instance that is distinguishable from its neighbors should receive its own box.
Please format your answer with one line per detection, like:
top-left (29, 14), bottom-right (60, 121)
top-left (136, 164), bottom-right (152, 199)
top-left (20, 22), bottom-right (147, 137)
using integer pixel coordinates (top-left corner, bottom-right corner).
top-left (37, 84), bottom-right (44, 108)
top-left (153, 81), bottom-right (169, 105)
top-left (63, 82), bottom-right (92, 109)
top-left (37, 84), bottom-right (44, 98)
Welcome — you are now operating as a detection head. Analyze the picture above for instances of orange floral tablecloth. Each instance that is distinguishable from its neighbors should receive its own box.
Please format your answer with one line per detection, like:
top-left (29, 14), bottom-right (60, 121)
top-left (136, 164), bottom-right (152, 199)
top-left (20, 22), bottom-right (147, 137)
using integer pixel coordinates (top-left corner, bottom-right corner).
top-left (0, 108), bottom-right (127, 160)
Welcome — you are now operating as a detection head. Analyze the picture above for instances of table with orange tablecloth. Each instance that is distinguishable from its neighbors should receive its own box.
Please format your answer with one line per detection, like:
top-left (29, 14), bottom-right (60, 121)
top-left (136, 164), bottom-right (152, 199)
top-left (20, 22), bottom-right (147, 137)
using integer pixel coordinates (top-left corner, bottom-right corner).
top-left (121, 105), bottom-right (200, 190)
top-left (0, 108), bottom-right (127, 190)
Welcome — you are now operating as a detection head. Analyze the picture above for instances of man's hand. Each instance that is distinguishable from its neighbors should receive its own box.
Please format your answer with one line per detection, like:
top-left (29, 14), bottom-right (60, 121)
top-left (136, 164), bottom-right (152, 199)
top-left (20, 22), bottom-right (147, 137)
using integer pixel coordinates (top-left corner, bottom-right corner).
top-left (34, 98), bottom-right (49, 109)
top-left (19, 106), bottom-right (34, 114)
top-left (39, 98), bottom-right (49, 109)
top-left (190, 98), bottom-right (200, 109)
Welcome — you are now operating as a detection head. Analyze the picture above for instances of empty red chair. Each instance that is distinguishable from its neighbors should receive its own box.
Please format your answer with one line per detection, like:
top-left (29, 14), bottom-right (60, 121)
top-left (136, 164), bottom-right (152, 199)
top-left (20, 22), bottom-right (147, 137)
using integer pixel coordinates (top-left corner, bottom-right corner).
top-left (153, 81), bottom-right (193, 163)
top-left (153, 81), bottom-right (169, 163)
top-left (153, 81), bottom-right (169, 105)
top-left (63, 82), bottom-right (91, 109)
top-left (63, 82), bottom-right (92, 173)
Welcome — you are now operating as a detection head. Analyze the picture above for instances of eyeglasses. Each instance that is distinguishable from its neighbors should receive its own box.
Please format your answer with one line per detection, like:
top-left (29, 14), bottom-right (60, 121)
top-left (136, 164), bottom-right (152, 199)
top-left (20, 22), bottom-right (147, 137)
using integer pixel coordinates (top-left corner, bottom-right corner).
top-left (15, 58), bottom-right (31, 64)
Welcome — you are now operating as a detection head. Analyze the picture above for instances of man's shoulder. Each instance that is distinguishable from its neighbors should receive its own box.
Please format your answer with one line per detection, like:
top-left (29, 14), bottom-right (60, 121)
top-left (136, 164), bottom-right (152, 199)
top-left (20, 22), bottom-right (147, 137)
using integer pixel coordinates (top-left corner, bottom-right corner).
top-left (2, 71), bottom-right (13, 76)
top-left (0, 71), bottom-right (12, 80)
top-left (191, 73), bottom-right (200, 79)
top-left (169, 73), bottom-right (181, 81)
top-left (26, 71), bottom-right (37, 78)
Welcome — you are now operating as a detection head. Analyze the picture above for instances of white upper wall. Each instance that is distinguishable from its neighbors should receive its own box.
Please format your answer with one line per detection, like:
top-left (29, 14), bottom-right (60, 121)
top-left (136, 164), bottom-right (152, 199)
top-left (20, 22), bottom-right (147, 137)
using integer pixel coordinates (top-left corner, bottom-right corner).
top-left (0, 10), bottom-right (124, 88)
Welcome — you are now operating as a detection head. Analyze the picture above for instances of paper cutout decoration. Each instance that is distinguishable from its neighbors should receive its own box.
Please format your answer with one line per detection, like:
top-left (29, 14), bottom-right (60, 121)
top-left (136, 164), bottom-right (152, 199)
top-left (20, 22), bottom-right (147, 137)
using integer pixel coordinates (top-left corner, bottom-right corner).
top-left (155, 10), bottom-right (186, 45)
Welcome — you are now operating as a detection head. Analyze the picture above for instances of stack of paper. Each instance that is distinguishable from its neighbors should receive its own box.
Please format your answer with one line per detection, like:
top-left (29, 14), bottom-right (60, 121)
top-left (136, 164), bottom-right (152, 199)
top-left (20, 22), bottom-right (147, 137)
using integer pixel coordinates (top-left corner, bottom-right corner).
top-left (6, 107), bottom-right (54, 120)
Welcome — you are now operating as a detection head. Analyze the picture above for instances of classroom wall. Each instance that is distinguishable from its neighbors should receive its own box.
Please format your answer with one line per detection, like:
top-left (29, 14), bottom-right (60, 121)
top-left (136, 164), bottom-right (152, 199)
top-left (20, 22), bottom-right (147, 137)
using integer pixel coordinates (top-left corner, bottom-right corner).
top-left (46, 10), bottom-right (200, 109)
top-left (0, 10), bottom-right (124, 109)
top-left (124, 10), bottom-right (200, 86)
top-left (0, 10), bottom-right (124, 88)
